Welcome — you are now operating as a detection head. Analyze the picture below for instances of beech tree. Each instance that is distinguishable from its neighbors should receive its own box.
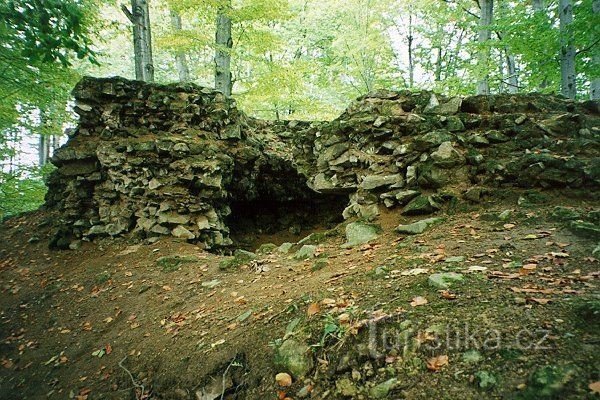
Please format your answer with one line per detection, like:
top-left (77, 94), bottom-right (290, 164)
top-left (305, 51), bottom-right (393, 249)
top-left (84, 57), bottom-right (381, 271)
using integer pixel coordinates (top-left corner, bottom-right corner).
top-left (476, 0), bottom-right (494, 95)
top-left (122, 0), bottom-right (155, 82)
top-left (559, 0), bottom-right (576, 98)
top-left (590, 0), bottom-right (599, 99)
top-left (169, 9), bottom-right (191, 82)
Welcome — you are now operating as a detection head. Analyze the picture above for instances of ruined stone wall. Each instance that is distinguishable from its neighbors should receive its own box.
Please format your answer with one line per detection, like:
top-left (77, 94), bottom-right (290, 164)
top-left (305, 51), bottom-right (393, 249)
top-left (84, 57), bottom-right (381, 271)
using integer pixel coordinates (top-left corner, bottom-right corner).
top-left (45, 77), bottom-right (600, 249)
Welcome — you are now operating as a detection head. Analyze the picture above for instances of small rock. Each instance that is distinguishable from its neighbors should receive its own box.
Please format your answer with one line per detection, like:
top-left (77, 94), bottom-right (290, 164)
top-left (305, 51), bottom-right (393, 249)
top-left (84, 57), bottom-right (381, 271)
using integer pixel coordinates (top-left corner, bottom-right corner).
top-left (336, 377), bottom-right (358, 397)
top-left (402, 195), bottom-right (441, 216)
top-left (68, 240), bottom-right (82, 250)
top-left (278, 242), bottom-right (294, 254)
top-left (395, 217), bottom-right (443, 235)
top-left (431, 141), bottom-right (464, 168)
top-left (369, 378), bottom-right (398, 399)
top-left (428, 272), bottom-right (464, 289)
top-left (201, 279), bottom-right (221, 289)
top-left (342, 222), bottom-right (381, 248)
top-left (274, 339), bottom-right (313, 378)
top-left (275, 372), bottom-right (292, 387)
top-left (294, 245), bottom-right (317, 260)
top-left (498, 209), bottom-right (512, 221)
top-left (359, 174), bottom-right (403, 190)
top-left (171, 225), bottom-right (195, 240)
top-left (444, 256), bottom-right (465, 263)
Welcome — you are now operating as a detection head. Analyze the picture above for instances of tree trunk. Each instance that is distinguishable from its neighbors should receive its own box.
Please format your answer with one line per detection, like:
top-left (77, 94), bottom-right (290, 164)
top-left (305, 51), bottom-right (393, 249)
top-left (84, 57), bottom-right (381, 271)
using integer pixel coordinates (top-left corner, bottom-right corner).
top-left (532, 0), bottom-right (548, 90)
top-left (407, 13), bottom-right (414, 88)
top-left (123, 0), bottom-right (154, 82)
top-left (591, 0), bottom-right (600, 99)
top-left (215, 3), bottom-right (233, 96)
top-left (170, 10), bottom-right (190, 82)
top-left (38, 135), bottom-right (49, 166)
top-left (505, 51), bottom-right (518, 93)
top-left (434, 24), bottom-right (443, 82)
top-left (477, 0), bottom-right (494, 95)
top-left (559, 0), bottom-right (576, 99)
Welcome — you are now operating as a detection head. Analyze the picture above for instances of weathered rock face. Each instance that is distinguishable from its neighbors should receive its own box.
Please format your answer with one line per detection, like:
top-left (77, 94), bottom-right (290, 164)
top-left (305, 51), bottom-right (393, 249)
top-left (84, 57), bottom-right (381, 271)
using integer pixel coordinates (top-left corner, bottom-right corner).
top-left (286, 90), bottom-right (600, 219)
top-left (45, 77), bottom-right (600, 249)
top-left (45, 77), bottom-right (320, 249)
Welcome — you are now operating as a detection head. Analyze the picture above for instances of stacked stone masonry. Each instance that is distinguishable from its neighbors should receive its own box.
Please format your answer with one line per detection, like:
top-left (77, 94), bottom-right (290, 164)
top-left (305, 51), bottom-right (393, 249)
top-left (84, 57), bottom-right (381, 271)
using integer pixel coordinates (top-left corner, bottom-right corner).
top-left (45, 76), bottom-right (600, 249)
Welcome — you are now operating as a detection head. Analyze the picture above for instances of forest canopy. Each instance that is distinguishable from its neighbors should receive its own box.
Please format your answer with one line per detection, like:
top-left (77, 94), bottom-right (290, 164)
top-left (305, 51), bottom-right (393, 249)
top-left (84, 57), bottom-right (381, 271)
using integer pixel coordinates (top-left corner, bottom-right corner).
top-left (0, 0), bottom-right (599, 218)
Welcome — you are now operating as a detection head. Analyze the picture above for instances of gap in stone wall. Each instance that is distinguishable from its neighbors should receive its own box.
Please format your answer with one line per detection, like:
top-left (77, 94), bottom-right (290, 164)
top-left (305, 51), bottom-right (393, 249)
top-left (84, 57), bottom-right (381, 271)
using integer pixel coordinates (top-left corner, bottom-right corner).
top-left (226, 194), bottom-right (347, 252)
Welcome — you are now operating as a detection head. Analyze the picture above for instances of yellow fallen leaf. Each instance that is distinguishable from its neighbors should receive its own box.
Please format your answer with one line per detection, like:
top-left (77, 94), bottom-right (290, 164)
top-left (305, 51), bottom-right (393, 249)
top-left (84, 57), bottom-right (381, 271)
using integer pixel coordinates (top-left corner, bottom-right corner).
top-left (307, 302), bottom-right (320, 317)
top-left (410, 296), bottom-right (428, 307)
top-left (426, 355), bottom-right (449, 371)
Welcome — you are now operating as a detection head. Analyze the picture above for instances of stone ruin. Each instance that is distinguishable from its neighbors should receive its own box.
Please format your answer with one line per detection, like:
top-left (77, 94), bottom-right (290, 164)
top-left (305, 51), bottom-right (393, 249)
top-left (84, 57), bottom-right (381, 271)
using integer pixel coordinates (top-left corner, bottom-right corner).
top-left (45, 76), bottom-right (600, 250)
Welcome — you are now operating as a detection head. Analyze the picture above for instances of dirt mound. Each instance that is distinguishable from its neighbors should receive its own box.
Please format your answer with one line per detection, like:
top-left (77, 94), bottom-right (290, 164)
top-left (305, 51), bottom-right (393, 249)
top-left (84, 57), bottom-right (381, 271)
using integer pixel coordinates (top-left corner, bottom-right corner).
top-left (1, 189), bottom-right (599, 399)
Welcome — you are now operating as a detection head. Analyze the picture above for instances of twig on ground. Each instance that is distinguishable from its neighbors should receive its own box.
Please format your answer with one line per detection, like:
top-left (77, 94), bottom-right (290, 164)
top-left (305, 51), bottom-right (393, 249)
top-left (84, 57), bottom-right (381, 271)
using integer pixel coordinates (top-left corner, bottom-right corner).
top-left (119, 356), bottom-right (146, 400)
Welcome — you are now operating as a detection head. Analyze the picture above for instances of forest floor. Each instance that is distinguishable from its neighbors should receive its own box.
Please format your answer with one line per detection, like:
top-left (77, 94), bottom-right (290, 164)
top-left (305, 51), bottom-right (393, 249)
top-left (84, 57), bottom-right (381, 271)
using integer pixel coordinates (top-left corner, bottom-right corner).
top-left (0, 189), bottom-right (599, 400)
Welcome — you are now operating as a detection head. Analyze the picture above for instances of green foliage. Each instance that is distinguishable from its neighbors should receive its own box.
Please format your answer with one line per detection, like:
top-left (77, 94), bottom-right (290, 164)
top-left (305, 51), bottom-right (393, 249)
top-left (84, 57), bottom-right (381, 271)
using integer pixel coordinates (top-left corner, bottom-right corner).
top-left (0, 164), bottom-right (54, 221)
top-left (2, 0), bottom-right (99, 67)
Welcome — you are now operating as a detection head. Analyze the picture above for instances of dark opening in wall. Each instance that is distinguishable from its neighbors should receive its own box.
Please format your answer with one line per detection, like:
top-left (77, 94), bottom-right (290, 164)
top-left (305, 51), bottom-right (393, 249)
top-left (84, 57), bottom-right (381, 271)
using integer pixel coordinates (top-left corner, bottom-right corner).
top-left (226, 194), bottom-right (347, 251)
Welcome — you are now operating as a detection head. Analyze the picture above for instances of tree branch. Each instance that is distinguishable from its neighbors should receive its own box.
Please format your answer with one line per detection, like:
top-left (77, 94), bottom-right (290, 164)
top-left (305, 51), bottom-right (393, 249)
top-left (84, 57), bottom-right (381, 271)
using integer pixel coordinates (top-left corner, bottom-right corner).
top-left (121, 4), bottom-right (134, 23)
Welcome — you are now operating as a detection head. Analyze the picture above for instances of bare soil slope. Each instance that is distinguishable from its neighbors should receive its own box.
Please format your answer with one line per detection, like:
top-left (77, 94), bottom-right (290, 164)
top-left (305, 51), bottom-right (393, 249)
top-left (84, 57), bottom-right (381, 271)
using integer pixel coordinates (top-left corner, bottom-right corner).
top-left (0, 189), bottom-right (598, 399)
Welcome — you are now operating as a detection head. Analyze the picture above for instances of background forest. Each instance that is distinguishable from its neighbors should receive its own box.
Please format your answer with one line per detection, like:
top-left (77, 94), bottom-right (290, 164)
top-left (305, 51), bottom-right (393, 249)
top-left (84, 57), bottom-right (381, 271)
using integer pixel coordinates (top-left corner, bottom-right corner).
top-left (0, 0), bottom-right (599, 218)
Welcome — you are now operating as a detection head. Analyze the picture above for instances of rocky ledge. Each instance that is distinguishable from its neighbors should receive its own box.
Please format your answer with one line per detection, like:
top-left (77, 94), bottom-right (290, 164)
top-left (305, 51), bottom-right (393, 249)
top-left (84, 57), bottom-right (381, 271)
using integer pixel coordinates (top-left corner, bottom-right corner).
top-left (45, 76), bottom-right (600, 250)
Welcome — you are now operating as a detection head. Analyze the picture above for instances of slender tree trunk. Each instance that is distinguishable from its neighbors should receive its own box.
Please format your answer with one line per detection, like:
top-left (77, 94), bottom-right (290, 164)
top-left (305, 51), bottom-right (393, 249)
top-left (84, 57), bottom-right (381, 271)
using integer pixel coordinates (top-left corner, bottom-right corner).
top-left (591, 0), bottom-right (600, 99)
top-left (505, 51), bottom-right (518, 94)
top-left (122, 0), bottom-right (154, 82)
top-left (170, 10), bottom-right (191, 82)
top-left (559, 0), bottom-right (576, 99)
top-left (531, 0), bottom-right (549, 90)
top-left (407, 13), bottom-right (414, 88)
top-left (477, 0), bottom-right (494, 95)
top-left (215, 2), bottom-right (233, 96)
top-left (434, 23), bottom-right (443, 82)
top-left (38, 135), bottom-right (49, 166)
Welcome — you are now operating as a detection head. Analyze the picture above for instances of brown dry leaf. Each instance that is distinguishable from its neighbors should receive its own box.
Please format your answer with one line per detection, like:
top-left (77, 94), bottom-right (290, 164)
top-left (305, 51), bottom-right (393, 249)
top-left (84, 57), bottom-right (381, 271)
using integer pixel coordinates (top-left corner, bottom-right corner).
top-left (527, 298), bottom-right (552, 305)
top-left (589, 381), bottom-right (600, 394)
top-left (338, 313), bottom-right (350, 324)
top-left (426, 355), bottom-right (449, 371)
top-left (440, 290), bottom-right (457, 300)
top-left (307, 302), bottom-right (320, 317)
top-left (1, 359), bottom-right (14, 369)
top-left (511, 287), bottom-right (555, 294)
top-left (105, 343), bottom-right (112, 355)
top-left (82, 321), bottom-right (92, 331)
top-left (410, 296), bottom-right (428, 307)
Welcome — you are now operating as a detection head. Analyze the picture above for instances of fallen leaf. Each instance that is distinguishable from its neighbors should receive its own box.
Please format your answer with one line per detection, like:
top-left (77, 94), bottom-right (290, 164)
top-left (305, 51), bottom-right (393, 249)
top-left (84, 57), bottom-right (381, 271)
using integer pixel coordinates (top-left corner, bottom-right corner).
top-left (275, 372), bottom-right (292, 387)
top-left (105, 343), bottom-right (112, 355)
top-left (589, 381), bottom-right (600, 394)
top-left (426, 355), bottom-right (449, 371)
top-left (410, 296), bottom-right (428, 307)
top-left (440, 290), bottom-right (457, 300)
top-left (307, 302), bottom-right (320, 317)
top-left (527, 298), bottom-right (552, 305)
